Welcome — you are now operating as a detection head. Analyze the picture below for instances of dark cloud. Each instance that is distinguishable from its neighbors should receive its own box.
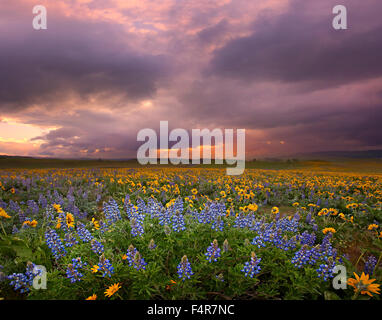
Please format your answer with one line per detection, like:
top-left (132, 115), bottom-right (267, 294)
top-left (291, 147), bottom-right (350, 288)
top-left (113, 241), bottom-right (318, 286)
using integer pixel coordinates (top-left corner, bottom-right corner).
top-left (207, 0), bottom-right (382, 89)
top-left (197, 19), bottom-right (229, 45)
top-left (1, 0), bottom-right (382, 158)
top-left (0, 12), bottom-right (170, 112)
top-left (29, 109), bottom-right (143, 158)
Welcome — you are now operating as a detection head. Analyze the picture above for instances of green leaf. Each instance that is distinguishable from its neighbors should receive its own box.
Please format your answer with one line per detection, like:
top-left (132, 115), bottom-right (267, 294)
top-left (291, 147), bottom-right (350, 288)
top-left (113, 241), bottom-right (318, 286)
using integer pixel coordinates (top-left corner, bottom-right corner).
top-left (324, 291), bottom-right (341, 300)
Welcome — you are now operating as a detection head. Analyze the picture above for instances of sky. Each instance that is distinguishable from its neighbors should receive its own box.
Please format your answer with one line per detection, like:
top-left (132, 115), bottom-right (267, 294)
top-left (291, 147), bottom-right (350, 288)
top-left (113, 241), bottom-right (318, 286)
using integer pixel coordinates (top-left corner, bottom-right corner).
top-left (0, 0), bottom-right (381, 159)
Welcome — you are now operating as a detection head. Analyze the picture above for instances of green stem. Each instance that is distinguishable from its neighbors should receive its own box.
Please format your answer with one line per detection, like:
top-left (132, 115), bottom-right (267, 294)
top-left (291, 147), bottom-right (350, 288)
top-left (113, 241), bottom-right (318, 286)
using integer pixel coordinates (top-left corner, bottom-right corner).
top-left (335, 221), bottom-right (346, 233)
top-left (0, 220), bottom-right (7, 236)
top-left (351, 290), bottom-right (360, 300)
top-left (355, 251), bottom-right (365, 269)
top-left (372, 251), bottom-right (382, 275)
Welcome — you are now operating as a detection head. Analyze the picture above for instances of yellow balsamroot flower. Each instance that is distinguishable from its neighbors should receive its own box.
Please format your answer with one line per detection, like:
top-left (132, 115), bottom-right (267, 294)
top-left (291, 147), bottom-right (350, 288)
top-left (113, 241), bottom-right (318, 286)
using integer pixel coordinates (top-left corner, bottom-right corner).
top-left (165, 279), bottom-right (177, 291)
top-left (10, 188), bottom-right (15, 194)
top-left (53, 204), bottom-right (63, 213)
top-left (248, 203), bottom-right (258, 212)
top-left (347, 272), bottom-right (380, 297)
top-left (104, 283), bottom-right (121, 298)
top-left (318, 208), bottom-right (329, 216)
top-left (322, 227), bottom-right (336, 235)
top-left (91, 265), bottom-right (99, 273)
top-left (346, 203), bottom-right (358, 210)
top-left (292, 202), bottom-right (299, 207)
top-left (271, 207), bottom-right (279, 214)
top-left (66, 213), bottom-right (75, 228)
top-left (86, 294), bottom-right (97, 300)
top-left (56, 218), bottom-right (62, 229)
top-left (91, 218), bottom-right (100, 230)
top-left (191, 188), bottom-right (198, 195)
top-left (30, 220), bottom-right (38, 227)
top-left (0, 208), bottom-right (11, 219)
top-left (328, 208), bottom-right (338, 216)
top-left (23, 220), bottom-right (38, 228)
top-left (368, 224), bottom-right (379, 231)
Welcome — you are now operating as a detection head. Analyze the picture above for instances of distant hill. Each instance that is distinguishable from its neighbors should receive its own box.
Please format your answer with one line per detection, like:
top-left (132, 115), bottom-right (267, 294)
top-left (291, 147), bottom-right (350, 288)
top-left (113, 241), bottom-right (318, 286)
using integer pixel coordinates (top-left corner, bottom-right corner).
top-left (0, 149), bottom-right (381, 169)
top-left (294, 149), bottom-right (382, 160)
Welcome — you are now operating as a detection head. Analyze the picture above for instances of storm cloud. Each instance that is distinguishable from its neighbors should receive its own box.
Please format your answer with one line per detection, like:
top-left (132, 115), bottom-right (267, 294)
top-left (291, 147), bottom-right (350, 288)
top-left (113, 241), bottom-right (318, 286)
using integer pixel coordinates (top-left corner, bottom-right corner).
top-left (207, 0), bottom-right (382, 89)
top-left (0, 0), bottom-right (381, 159)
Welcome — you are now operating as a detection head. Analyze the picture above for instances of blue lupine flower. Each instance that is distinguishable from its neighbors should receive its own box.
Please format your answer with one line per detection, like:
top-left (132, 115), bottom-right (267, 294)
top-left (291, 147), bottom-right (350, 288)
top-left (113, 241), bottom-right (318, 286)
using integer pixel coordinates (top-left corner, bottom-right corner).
top-left (125, 245), bottom-right (138, 265)
top-left (177, 255), bottom-right (193, 281)
top-left (364, 255), bottom-right (377, 276)
top-left (7, 262), bottom-right (41, 293)
top-left (7, 272), bottom-right (32, 293)
top-left (211, 215), bottom-right (224, 231)
top-left (38, 194), bottom-right (47, 209)
top-left (124, 245), bottom-right (147, 270)
top-left (307, 245), bottom-right (322, 265)
top-left (136, 197), bottom-right (147, 220)
top-left (18, 210), bottom-right (26, 223)
top-left (148, 239), bottom-right (157, 250)
top-left (64, 232), bottom-right (79, 248)
top-left (8, 200), bottom-right (20, 213)
top-left (172, 210), bottom-right (186, 232)
top-left (215, 273), bottom-right (224, 282)
top-left (44, 206), bottom-right (56, 225)
top-left (158, 207), bottom-right (172, 226)
top-left (66, 257), bottom-right (87, 283)
top-left (26, 200), bottom-right (39, 215)
top-left (223, 239), bottom-right (229, 252)
top-left (305, 212), bottom-right (312, 224)
top-left (316, 259), bottom-right (335, 281)
top-left (0, 199), bottom-right (6, 210)
top-left (132, 251), bottom-right (147, 271)
top-left (205, 239), bottom-right (221, 263)
top-left (91, 239), bottom-right (105, 256)
top-left (12, 225), bottom-right (19, 234)
top-left (291, 245), bottom-right (312, 268)
top-left (241, 252), bottom-right (261, 278)
top-left (273, 234), bottom-right (297, 251)
top-left (103, 198), bottom-right (121, 225)
top-left (76, 222), bottom-right (93, 243)
top-left (45, 228), bottom-right (67, 259)
top-left (298, 231), bottom-right (316, 246)
top-left (130, 217), bottom-right (144, 237)
top-left (98, 255), bottom-right (115, 278)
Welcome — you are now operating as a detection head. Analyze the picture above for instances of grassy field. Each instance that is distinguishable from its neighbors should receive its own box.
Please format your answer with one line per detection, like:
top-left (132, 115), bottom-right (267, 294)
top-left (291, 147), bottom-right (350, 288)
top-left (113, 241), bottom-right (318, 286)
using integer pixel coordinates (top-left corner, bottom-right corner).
top-left (0, 159), bottom-right (381, 300)
top-left (1, 156), bottom-right (381, 173)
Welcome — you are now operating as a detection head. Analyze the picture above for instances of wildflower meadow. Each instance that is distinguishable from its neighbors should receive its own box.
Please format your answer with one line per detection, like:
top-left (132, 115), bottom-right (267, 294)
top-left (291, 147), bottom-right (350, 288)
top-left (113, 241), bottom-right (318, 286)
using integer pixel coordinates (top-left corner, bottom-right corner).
top-left (0, 164), bottom-right (381, 300)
